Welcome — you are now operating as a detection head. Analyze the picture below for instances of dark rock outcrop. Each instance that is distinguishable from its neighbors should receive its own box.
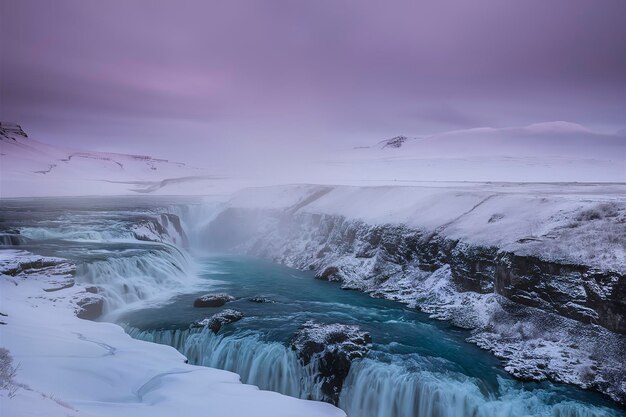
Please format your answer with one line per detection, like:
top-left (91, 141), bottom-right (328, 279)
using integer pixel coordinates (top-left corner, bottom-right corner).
top-left (0, 122), bottom-right (28, 139)
top-left (132, 213), bottom-right (188, 247)
top-left (379, 135), bottom-right (408, 149)
top-left (193, 293), bottom-right (235, 308)
top-left (495, 253), bottom-right (625, 334)
top-left (191, 309), bottom-right (243, 332)
top-left (291, 321), bottom-right (371, 405)
top-left (159, 213), bottom-right (189, 247)
top-left (76, 295), bottom-right (104, 320)
top-left (84, 286), bottom-right (99, 294)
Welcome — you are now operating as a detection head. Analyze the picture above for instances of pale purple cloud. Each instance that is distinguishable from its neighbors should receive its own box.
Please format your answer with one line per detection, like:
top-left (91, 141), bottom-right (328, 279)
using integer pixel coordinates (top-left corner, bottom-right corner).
top-left (1, 0), bottom-right (625, 165)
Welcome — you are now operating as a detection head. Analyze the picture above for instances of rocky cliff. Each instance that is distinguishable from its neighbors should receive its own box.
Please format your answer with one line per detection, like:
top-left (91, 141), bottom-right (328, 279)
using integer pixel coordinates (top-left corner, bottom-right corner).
top-left (200, 184), bottom-right (626, 404)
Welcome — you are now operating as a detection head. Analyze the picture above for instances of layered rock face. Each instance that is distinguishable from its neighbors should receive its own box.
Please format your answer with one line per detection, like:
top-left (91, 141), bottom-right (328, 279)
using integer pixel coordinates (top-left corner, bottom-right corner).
top-left (201, 185), bottom-right (626, 404)
top-left (208, 208), bottom-right (625, 334)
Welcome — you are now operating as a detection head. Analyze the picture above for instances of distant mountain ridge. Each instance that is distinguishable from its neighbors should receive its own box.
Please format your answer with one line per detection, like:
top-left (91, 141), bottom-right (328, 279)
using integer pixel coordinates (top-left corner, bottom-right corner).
top-left (0, 122), bottom-right (28, 139)
top-left (0, 122), bottom-right (212, 197)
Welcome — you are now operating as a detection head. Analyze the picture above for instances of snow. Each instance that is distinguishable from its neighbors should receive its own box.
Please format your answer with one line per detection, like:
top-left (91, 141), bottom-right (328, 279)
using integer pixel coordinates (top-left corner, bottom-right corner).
top-left (0, 250), bottom-right (345, 417)
top-left (343, 122), bottom-right (626, 183)
top-left (225, 183), bottom-right (626, 272)
top-left (0, 123), bottom-right (217, 197)
top-left (3, 120), bottom-right (625, 198)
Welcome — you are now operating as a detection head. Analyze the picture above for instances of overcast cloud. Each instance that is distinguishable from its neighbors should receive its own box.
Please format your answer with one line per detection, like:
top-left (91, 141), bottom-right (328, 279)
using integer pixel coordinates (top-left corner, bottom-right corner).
top-left (1, 0), bottom-right (625, 166)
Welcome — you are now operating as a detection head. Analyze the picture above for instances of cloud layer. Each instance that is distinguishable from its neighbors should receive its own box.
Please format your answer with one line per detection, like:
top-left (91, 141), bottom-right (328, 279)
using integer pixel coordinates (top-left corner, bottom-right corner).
top-left (1, 0), bottom-right (625, 167)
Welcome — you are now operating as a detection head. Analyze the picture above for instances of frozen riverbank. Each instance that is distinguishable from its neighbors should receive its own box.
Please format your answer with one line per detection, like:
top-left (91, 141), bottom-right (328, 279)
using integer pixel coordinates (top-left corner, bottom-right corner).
top-left (0, 250), bottom-right (344, 417)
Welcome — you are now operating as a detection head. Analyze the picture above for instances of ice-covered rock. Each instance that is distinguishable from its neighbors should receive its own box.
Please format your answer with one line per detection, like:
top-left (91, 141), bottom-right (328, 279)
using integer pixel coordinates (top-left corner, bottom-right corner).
top-left (0, 122), bottom-right (27, 138)
top-left (75, 295), bottom-right (104, 320)
top-left (191, 309), bottom-right (243, 332)
top-left (193, 293), bottom-right (235, 308)
top-left (132, 213), bottom-right (189, 247)
top-left (291, 321), bottom-right (371, 405)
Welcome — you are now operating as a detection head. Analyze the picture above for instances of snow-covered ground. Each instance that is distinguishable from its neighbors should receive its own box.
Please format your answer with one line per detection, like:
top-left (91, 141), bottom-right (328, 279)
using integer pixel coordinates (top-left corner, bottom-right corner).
top-left (3, 121), bottom-right (625, 198)
top-left (225, 183), bottom-right (626, 272)
top-left (0, 250), bottom-right (344, 417)
top-left (340, 122), bottom-right (626, 183)
top-left (0, 122), bottom-right (221, 197)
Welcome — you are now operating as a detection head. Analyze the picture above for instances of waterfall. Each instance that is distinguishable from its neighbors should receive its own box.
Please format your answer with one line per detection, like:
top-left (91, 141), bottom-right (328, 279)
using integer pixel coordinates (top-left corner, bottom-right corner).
top-left (0, 233), bottom-right (29, 245)
top-left (123, 326), bottom-right (618, 417)
top-left (167, 198), bottom-right (225, 251)
top-left (339, 359), bottom-right (617, 417)
top-left (19, 226), bottom-right (136, 242)
top-left (9, 197), bottom-right (618, 416)
top-left (77, 244), bottom-right (196, 313)
top-left (12, 206), bottom-right (203, 314)
top-left (124, 326), bottom-right (318, 398)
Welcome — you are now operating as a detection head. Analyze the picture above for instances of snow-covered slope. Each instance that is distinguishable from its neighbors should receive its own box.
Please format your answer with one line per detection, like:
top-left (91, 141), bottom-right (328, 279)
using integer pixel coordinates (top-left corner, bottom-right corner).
top-left (342, 122), bottom-right (626, 183)
top-left (0, 250), bottom-right (344, 417)
top-left (225, 183), bottom-right (626, 273)
top-left (0, 122), bottom-right (216, 197)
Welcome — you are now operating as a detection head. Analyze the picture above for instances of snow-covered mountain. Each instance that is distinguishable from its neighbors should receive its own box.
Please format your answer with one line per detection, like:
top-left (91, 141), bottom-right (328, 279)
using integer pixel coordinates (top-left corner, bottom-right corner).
top-left (0, 122), bottom-right (216, 197)
top-left (344, 122), bottom-right (626, 183)
top-left (3, 121), bottom-right (625, 198)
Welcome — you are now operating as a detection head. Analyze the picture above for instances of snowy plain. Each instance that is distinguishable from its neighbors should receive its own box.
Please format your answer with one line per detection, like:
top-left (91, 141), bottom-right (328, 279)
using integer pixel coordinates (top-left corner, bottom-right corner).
top-left (2, 121), bottom-right (625, 198)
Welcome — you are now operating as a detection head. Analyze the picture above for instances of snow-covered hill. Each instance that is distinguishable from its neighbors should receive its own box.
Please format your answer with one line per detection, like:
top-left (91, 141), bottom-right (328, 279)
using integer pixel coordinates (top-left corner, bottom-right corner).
top-left (0, 122), bottom-right (216, 197)
top-left (344, 122), bottom-right (626, 183)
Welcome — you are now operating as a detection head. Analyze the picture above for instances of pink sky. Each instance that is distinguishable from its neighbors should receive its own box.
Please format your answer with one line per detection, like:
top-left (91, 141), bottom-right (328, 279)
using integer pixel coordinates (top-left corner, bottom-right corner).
top-left (1, 0), bottom-right (625, 165)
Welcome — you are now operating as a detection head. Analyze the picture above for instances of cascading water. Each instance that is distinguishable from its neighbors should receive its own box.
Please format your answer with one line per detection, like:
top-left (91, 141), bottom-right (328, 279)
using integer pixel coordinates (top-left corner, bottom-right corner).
top-left (77, 244), bottom-right (196, 313)
top-left (0, 197), bottom-right (201, 315)
top-left (123, 325), bottom-right (619, 417)
top-left (124, 326), bottom-right (320, 399)
top-left (19, 226), bottom-right (137, 242)
top-left (339, 358), bottom-right (615, 417)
